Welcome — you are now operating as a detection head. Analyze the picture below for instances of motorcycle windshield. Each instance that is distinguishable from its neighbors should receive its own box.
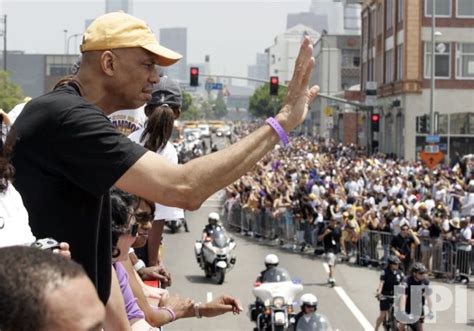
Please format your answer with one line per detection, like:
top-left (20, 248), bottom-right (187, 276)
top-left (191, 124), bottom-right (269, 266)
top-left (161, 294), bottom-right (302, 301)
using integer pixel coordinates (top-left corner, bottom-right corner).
top-left (262, 267), bottom-right (292, 283)
top-left (296, 312), bottom-right (332, 331)
top-left (212, 228), bottom-right (229, 248)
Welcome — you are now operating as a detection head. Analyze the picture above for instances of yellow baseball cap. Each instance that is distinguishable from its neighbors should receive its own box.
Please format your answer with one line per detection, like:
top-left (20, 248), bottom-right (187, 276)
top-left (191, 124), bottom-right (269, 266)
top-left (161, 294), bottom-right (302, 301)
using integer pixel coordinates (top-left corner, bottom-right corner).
top-left (80, 12), bottom-right (182, 66)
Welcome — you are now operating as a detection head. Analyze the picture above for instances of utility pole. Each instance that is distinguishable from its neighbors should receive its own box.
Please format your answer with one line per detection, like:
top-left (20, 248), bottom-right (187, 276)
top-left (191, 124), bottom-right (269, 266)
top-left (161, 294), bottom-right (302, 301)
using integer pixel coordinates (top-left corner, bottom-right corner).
top-left (63, 29), bottom-right (68, 54)
top-left (429, 0), bottom-right (436, 135)
top-left (2, 15), bottom-right (6, 71)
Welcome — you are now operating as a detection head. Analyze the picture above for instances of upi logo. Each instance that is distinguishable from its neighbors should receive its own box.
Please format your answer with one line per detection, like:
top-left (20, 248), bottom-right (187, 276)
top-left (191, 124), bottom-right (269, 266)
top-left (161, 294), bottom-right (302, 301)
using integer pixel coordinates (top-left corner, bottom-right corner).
top-left (393, 284), bottom-right (468, 324)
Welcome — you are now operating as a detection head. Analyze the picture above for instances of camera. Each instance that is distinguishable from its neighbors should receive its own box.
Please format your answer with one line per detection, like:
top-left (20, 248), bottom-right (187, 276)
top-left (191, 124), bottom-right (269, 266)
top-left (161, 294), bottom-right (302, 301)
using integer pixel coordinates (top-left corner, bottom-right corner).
top-left (30, 238), bottom-right (61, 251)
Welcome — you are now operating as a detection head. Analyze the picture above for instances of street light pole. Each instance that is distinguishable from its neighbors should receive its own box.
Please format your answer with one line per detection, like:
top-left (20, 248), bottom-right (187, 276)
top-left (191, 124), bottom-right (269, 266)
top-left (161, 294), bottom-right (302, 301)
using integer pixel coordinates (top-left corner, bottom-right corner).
top-left (3, 15), bottom-right (6, 71)
top-left (63, 29), bottom-right (68, 54)
top-left (66, 33), bottom-right (82, 55)
top-left (429, 0), bottom-right (436, 135)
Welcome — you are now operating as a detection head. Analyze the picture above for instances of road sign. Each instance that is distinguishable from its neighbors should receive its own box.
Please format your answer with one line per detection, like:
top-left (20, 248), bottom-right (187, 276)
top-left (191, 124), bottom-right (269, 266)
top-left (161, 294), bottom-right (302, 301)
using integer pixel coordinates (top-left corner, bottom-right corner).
top-left (420, 150), bottom-right (444, 169)
top-left (324, 106), bottom-right (333, 117)
top-left (212, 83), bottom-right (223, 90)
top-left (425, 144), bottom-right (440, 153)
top-left (426, 135), bottom-right (440, 144)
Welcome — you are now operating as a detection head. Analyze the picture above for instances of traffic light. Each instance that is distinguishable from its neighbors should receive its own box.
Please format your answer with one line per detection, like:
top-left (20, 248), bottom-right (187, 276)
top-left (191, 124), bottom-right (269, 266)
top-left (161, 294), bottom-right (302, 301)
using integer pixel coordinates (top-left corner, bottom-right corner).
top-left (418, 115), bottom-right (429, 133)
top-left (371, 114), bottom-right (380, 132)
top-left (190, 67), bottom-right (199, 87)
top-left (371, 113), bottom-right (380, 152)
top-left (270, 76), bottom-right (279, 96)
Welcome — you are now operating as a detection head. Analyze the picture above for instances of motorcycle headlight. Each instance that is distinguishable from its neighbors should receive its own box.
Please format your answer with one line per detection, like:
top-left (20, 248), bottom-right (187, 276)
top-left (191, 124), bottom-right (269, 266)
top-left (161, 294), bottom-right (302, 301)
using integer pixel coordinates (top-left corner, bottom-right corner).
top-left (273, 297), bottom-right (285, 308)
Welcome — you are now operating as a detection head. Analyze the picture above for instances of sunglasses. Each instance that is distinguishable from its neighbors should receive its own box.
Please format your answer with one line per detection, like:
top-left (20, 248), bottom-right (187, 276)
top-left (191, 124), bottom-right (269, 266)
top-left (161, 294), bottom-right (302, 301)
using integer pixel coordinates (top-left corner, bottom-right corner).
top-left (134, 212), bottom-right (154, 224)
top-left (128, 223), bottom-right (139, 237)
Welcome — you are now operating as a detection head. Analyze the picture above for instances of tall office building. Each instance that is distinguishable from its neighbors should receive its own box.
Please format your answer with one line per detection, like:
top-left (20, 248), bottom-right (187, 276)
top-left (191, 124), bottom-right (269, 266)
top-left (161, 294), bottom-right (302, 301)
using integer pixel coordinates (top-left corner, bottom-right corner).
top-left (247, 53), bottom-right (269, 87)
top-left (360, 0), bottom-right (474, 160)
top-left (308, 0), bottom-right (361, 34)
top-left (159, 28), bottom-right (187, 82)
top-left (287, 12), bottom-right (328, 32)
top-left (106, 0), bottom-right (133, 14)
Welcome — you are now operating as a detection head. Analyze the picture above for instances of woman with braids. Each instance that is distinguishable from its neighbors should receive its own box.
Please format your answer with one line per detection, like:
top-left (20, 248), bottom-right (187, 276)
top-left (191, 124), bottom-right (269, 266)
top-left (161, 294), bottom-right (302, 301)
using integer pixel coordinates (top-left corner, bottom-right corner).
top-left (128, 77), bottom-right (187, 286)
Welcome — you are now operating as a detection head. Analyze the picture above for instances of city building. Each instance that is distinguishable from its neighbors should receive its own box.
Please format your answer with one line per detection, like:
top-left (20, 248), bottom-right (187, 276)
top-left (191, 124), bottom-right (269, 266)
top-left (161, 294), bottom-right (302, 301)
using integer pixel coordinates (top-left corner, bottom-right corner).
top-left (360, 0), bottom-right (474, 161)
top-left (106, 0), bottom-right (133, 14)
top-left (287, 12), bottom-right (328, 32)
top-left (310, 34), bottom-right (361, 139)
top-left (159, 28), bottom-right (187, 83)
top-left (247, 53), bottom-right (269, 88)
top-left (266, 24), bottom-right (320, 85)
top-left (309, 0), bottom-right (362, 35)
top-left (2, 51), bottom-right (78, 97)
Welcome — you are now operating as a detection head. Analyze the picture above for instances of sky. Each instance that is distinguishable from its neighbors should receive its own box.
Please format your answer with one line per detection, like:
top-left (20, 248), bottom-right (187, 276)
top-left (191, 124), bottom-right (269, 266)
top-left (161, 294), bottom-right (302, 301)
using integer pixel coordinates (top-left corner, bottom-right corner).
top-left (1, 0), bottom-right (310, 77)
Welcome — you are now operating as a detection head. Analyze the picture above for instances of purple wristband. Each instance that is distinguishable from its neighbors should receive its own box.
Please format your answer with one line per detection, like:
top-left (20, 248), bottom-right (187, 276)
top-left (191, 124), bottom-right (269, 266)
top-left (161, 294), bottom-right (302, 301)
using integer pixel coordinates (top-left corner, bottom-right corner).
top-left (159, 306), bottom-right (177, 321)
top-left (266, 117), bottom-right (289, 146)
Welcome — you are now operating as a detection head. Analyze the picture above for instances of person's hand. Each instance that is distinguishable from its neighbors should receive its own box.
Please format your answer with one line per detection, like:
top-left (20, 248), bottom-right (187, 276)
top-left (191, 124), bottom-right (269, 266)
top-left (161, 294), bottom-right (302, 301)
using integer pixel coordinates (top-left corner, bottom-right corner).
top-left (160, 295), bottom-right (194, 319)
top-left (275, 36), bottom-right (319, 132)
top-left (142, 285), bottom-right (168, 301)
top-left (53, 242), bottom-right (71, 259)
top-left (426, 310), bottom-right (435, 320)
top-left (200, 295), bottom-right (243, 317)
top-left (399, 254), bottom-right (406, 260)
top-left (139, 265), bottom-right (172, 287)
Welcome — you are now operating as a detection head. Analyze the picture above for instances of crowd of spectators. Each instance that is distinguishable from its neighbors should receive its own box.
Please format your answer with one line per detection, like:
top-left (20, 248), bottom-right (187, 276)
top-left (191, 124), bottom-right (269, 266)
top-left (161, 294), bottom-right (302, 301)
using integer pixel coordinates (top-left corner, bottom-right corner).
top-left (225, 123), bottom-right (474, 280)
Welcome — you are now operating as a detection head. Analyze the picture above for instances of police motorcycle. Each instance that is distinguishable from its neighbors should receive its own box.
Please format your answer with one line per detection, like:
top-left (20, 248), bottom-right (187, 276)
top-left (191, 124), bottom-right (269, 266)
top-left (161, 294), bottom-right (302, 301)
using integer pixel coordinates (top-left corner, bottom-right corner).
top-left (250, 265), bottom-right (303, 331)
top-left (194, 215), bottom-right (236, 284)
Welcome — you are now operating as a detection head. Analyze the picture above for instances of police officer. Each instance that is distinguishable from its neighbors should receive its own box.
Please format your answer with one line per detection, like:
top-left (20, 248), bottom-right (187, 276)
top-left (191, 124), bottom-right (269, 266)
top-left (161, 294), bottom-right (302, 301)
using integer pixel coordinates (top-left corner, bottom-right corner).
top-left (399, 262), bottom-right (433, 331)
top-left (375, 255), bottom-right (403, 331)
top-left (202, 212), bottom-right (221, 241)
top-left (256, 254), bottom-right (279, 283)
top-left (294, 293), bottom-right (331, 331)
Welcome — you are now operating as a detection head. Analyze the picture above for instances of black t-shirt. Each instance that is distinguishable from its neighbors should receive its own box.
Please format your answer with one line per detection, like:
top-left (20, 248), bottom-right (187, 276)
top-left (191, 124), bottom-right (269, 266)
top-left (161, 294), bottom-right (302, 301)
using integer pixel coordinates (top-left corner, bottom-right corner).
top-left (11, 84), bottom-right (147, 304)
top-left (429, 223), bottom-right (442, 238)
top-left (400, 275), bottom-right (431, 314)
top-left (322, 225), bottom-right (341, 253)
top-left (390, 234), bottom-right (415, 256)
top-left (380, 267), bottom-right (404, 295)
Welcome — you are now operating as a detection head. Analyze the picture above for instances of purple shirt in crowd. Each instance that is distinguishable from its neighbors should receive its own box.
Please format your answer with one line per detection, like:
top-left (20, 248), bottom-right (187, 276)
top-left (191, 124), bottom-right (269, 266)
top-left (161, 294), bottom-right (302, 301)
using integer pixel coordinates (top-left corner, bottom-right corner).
top-left (113, 262), bottom-right (145, 322)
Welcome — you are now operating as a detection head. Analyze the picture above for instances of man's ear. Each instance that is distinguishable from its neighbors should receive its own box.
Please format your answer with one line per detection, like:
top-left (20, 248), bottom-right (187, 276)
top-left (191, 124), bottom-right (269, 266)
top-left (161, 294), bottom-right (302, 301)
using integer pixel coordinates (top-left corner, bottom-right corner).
top-left (100, 50), bottom-right (116, 76)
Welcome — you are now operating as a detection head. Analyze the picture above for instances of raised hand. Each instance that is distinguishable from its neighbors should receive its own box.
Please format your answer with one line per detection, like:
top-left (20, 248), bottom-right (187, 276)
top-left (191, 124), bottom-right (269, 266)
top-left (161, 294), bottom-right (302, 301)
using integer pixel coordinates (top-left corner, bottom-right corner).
top-left (276, 36), bottom-right (320, 132)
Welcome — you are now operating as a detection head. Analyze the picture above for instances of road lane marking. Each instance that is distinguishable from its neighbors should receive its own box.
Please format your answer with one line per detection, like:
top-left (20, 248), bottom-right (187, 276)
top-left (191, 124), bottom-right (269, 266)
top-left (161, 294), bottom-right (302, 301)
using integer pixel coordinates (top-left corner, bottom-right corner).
top-left (207, 291), bottom-right (213, 302)
top-left (323, 262), bottom-right (330, 274)
top-left (323, 263), bottom-right (374, 331)
top-left (334, 287), bottom-right (374, 331)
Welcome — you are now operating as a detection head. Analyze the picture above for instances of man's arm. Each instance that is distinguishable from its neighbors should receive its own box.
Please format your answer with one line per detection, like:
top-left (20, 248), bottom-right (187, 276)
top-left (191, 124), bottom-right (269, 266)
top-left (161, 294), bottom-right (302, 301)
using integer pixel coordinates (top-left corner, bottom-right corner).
top-left (115, 37), bottom-right (319, 210)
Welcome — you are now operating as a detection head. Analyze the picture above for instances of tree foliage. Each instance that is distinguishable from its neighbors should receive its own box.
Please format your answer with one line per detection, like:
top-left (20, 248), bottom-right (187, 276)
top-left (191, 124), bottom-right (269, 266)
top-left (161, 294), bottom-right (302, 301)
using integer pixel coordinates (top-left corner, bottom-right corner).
top-left (212, 90), bottom-right (227, 119)
top-left (180, 90), bottom-right (200, 120)
top-left (0, 71), bottom-right (25, 112)
top-left (248, 83), bottom-right (287, 118)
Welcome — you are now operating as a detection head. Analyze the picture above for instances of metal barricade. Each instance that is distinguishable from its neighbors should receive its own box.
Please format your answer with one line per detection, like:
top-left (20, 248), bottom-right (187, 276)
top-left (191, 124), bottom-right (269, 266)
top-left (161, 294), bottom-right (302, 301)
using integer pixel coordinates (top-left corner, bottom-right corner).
top-left (432, 240), bottom-right (455, 278)
top-left (455, 245), bottom-right (472, 281)
top-left (356, 230), bottom-right (392, 266)
top-left (280, 211), bottom-right (295, 245)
